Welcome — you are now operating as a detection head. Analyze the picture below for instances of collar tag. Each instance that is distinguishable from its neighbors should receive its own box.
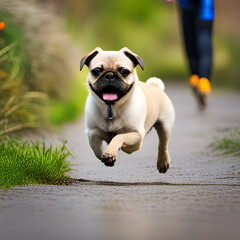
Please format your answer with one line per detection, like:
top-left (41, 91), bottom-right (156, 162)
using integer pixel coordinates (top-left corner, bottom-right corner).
top-left (107, 104), bottom-right (113, 120)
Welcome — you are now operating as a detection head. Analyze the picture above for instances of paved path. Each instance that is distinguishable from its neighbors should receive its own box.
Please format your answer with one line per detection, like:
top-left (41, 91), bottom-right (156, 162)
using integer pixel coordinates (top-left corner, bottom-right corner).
top-left (0, 83), bottom-right (240, 240)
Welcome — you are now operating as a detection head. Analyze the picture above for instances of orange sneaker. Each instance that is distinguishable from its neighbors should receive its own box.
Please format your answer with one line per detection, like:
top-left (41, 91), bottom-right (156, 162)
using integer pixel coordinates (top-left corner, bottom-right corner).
top-left (189, 74), bottom-right (199, 87)
top-left (198, 77), bottom-right (212, 94)
top-left (197, 77), bottom-right (212, 109)
top-left (189, 74), bottom-right (199, 98)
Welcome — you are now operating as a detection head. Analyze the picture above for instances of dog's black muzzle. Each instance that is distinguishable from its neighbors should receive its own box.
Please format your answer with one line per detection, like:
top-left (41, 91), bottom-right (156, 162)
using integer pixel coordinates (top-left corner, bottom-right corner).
top-left (89, 71), bottom-right (133, 105)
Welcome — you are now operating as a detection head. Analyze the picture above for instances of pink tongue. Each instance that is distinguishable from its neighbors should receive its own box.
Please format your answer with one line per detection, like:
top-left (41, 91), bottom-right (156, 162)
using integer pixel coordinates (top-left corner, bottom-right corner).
top-left (102, 93), bottom-right (118, 101)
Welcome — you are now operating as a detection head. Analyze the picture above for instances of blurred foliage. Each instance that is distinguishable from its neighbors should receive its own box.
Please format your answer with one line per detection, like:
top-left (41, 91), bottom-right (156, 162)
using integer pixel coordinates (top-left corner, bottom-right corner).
top-left (65, 0), bottom-right (184, 81)
top-left (0, 14), bottom-right (47, 136)
top-left (47, 70), bottom-right (88, 126)
top-left (213, 35), bottom-right (240, 90)
top-left (63, 0), bottom-right (240, 90)
top-left (0, 0), bottom-right (85, 134)
top-left (1, 0), bottom-right (76, 97)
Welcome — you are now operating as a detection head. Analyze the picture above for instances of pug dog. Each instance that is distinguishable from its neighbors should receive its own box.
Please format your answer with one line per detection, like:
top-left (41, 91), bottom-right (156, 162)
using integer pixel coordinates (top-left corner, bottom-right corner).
top-left (80, 47), bottom-right (175, 173)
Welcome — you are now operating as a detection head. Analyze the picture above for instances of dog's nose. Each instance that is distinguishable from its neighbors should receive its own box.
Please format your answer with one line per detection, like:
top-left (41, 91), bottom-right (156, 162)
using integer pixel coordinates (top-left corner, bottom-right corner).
top-left (104, 72), bottom-right (115, 81)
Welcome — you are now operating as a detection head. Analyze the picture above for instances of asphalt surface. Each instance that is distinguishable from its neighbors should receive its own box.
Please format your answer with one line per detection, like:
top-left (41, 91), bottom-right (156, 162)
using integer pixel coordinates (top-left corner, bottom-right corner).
top-left (0, 83), bottom-right (240, 240)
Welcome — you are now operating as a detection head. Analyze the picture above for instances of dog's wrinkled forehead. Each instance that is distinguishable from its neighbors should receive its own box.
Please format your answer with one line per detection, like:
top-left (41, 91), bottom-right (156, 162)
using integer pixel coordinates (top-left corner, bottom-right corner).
top-left (89, 51), bottom-right (134, 70)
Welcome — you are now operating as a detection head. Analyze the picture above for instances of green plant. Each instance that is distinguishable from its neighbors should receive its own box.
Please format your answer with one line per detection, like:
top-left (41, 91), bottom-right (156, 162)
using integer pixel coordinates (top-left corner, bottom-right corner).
top-left (0, 139), bottom-right (72, 188)
top-left (0, 38), bottom-right (48, 135)
top-left (0, 0), bottom-right (84, 134)
top-left (209, 129), bottom-right (240, 157)
top-left (1, 0), bottom-right (75, 97)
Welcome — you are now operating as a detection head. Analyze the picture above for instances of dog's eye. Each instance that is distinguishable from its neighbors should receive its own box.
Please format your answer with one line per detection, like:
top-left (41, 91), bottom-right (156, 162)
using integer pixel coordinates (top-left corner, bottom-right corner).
top-left (91, 68), bottom-right (102, 77)
top-left (119, 68), bottom-right (130, 77)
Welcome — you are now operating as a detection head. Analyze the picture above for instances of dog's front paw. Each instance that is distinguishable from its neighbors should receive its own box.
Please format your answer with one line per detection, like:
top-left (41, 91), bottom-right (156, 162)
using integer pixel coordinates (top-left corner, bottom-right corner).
top-left (157, 151), bottom-right (171, 173)
top-left (157, 161), bottom-right (169, 173)
top-left (101, 152), bottom-right (116, 167)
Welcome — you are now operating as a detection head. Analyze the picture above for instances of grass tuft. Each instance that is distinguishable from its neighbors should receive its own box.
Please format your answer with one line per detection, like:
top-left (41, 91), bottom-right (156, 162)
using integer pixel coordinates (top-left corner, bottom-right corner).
top-left (209, 129), bottom-right (240, 157)
top-left (0, 139), bottom-right (72, 188)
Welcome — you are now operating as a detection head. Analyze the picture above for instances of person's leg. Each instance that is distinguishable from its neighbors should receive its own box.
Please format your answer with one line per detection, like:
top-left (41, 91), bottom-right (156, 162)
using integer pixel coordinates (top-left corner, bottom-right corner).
top-left (179, 0), bottom-right (214, 109)
top-left (194, 0), bottom-right (214, 108)
top-left (195, 19), bottom-right (213, 80)
top-left (179, 5), bottom-right (199, 76)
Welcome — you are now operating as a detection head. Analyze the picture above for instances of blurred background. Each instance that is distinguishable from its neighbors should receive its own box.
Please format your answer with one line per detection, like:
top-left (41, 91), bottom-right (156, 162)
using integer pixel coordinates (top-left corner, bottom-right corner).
top-left (0, 0), bottom-right (239, 135)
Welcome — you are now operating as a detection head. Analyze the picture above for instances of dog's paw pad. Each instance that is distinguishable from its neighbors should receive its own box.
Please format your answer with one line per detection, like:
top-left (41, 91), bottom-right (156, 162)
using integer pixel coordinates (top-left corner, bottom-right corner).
top-left (101, 153), bottom-right (116, 167)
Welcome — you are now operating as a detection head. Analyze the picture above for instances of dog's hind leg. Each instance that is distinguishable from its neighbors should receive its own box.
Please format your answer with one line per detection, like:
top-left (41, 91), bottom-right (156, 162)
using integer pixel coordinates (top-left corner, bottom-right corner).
top-left (154, 120), bottom-right (173, 173)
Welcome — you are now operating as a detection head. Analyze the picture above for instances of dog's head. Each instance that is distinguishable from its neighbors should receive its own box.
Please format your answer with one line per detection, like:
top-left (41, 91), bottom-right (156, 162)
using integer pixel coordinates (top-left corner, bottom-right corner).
top-left (80, 47), bottom-right (144, 105)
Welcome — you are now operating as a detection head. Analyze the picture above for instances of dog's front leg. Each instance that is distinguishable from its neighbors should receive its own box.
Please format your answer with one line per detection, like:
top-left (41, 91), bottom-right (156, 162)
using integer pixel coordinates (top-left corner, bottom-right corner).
top-left (87, 129), bottom-right (105, 160)
top-left (102, 132), bottom-right (142, 167)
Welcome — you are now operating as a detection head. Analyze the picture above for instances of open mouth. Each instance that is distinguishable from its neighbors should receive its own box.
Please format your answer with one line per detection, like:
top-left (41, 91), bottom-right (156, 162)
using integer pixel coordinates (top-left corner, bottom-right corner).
top-left (89, 84), bottom-right (134, 104)
top-left (101, 86), bottom-right (119, 102)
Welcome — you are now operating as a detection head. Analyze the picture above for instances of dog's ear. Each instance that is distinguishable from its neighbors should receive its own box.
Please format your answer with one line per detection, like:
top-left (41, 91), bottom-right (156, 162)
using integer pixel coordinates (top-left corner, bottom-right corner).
top-left (121, 47), bottom-right (144, 71)
top-left (80, 47), bottom-right (102, 71)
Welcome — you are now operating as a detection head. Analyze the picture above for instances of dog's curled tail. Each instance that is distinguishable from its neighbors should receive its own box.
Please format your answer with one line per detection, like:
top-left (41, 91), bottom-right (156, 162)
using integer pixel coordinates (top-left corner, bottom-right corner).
top-left (146, 77), bottom-right (165, 91)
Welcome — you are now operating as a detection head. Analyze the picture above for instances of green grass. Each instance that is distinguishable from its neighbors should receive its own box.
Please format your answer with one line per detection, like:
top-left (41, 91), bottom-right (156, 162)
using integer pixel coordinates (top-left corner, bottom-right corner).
top-left (209, 129), bottom-right (240, 157)
top-left (0, 139), bottom-right (72, 188)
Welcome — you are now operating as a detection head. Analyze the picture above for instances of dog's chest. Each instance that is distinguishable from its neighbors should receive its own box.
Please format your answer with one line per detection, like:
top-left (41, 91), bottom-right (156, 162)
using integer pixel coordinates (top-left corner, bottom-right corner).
top-left (86, 89), bottom-right (146, 135)
top-left (93, 104), bottom-right (134, 134)
top-left (99, 112), bottom-right (126, 133)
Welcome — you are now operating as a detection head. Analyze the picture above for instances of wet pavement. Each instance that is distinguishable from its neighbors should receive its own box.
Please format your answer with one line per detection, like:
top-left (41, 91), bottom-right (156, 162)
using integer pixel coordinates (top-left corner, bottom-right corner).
top-left (0, 83), bottom-right (240, 240)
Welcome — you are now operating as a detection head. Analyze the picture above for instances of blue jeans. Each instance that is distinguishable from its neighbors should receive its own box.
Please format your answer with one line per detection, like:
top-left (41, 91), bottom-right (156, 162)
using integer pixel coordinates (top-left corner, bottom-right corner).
top-left (179, 0), bottom-right (214, 80)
